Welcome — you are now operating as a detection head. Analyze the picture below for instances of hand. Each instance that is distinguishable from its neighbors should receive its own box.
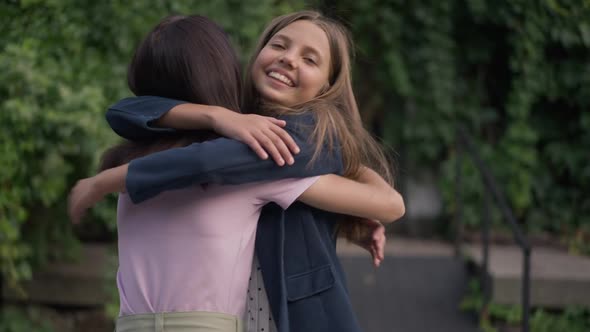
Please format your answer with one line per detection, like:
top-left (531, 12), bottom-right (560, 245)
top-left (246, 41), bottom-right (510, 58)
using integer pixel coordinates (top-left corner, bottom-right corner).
top-left (352, 219), bottom-right (386, 268)
top-left (68, 176), bottom-right (106, 224)
top-left (211, 109), bottom-right (300, 166)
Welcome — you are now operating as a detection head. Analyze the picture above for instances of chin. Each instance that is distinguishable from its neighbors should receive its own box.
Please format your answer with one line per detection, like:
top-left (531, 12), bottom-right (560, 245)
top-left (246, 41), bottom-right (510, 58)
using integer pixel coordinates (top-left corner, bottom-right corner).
top-left (260, 90), bottom-right (291, 106)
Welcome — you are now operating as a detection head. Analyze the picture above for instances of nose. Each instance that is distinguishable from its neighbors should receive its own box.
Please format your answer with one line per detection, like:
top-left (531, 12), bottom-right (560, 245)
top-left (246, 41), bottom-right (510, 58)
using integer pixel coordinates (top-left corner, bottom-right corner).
top-left (278, 51), bottom-right (297, 69)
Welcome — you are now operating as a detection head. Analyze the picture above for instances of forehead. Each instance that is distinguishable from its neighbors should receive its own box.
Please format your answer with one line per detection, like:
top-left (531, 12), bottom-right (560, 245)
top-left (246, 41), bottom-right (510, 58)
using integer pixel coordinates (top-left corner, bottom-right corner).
top-left (273, 20), bottom-right (330, 57)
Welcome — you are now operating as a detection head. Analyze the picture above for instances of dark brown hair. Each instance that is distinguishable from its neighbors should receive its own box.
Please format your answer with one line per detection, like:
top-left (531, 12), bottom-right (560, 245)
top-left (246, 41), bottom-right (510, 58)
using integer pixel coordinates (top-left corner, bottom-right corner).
top-left (101, 15), bottom-right (241, 170)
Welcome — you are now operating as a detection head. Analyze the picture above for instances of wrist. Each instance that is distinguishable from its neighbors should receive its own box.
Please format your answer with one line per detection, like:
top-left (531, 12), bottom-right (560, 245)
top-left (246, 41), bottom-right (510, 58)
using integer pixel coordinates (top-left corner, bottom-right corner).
top-left (91, 174), bottom-right (109, 200)
top-left (208, 105), bottom-right (230, 131)
top-left (95, 164), bottom-right (128, 195)
top-left (200, 105), bottom-right (220, 129)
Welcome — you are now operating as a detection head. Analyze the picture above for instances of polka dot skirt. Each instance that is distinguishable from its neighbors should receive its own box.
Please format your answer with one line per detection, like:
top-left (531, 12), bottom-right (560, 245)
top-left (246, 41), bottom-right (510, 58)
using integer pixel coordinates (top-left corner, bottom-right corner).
top-left (246, 255), bottom-right (277, 332)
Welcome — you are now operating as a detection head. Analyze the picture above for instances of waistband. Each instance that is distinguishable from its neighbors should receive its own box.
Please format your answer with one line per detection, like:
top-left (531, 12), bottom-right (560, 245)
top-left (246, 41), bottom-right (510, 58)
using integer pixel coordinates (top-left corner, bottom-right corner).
top-left (116, 311), bottom-right (244, 332)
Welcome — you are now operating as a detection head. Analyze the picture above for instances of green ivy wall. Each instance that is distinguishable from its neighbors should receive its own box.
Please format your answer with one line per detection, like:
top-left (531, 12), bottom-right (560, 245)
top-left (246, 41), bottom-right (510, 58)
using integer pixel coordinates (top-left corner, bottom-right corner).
top-left (334, 0), bottom-right (590, 251)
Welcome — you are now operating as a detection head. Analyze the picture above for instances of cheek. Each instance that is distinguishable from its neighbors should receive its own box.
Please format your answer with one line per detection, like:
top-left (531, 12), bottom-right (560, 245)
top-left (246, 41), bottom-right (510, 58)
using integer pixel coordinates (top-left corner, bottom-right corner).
top-left (302, 71), bottom-right (329, 97)
top-left (254, 49), bottom-right (273, 68)
top-left (251, 59), bottom-right (267, 86)
top-left (251, 58), bottom-right (262, 76)
top-left (252, 51), bottom-right (265, 70)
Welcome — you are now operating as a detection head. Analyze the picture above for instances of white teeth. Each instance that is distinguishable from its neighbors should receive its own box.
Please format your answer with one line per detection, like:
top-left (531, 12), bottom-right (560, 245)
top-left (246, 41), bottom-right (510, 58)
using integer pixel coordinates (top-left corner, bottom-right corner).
top-left (268, 71), bottom-right (294, 86)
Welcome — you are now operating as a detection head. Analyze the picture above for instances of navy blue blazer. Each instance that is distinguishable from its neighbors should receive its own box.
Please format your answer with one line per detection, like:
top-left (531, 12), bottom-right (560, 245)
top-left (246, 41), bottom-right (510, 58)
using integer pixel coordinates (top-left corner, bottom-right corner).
top-left (107, 96), bottom-right (363, 332)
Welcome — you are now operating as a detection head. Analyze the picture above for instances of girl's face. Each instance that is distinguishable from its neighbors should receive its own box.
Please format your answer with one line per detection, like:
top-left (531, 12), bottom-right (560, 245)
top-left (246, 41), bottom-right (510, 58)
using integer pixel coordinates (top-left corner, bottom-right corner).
top-left (252, 20), bottom-right (331, 107)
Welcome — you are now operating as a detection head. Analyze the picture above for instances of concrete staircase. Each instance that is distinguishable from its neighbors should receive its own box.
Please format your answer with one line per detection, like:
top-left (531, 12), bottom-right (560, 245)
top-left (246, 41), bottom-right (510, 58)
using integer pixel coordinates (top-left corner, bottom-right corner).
top-left (337, 239), bottom-right (479, 332)
top-left (337, 237), bottom-right (590, 332)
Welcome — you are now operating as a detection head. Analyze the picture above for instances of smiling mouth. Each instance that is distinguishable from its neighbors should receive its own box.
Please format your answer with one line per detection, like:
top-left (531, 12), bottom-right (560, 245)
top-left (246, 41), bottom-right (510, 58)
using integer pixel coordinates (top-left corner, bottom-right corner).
top-left (267, 71), bottom-right (294, 87)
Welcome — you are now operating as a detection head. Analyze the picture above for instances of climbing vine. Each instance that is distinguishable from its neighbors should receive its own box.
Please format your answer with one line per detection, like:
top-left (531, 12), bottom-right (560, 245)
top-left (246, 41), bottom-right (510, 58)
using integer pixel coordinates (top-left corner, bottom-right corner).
top-left (330, 0), bottom-right (590, 251)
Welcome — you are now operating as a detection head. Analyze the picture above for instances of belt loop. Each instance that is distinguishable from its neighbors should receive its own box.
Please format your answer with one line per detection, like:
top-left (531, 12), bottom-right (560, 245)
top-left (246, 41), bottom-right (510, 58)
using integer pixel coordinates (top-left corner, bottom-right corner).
top-left (155, 313), bottom-right (164, 332)
top-left (239, 317), bottom-right (245, 332)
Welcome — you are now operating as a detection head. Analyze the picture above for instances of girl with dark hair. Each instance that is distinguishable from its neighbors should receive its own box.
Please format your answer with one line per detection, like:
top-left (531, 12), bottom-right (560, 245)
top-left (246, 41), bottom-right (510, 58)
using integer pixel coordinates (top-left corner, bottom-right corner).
top-left (70, 12), bottom-right (404, 332)
top-left (99, 14), bottom-right (243, 171)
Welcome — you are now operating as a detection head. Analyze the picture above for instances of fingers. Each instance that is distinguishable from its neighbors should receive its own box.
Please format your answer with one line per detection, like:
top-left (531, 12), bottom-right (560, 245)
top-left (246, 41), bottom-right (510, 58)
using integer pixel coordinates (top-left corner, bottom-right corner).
top-left (258, 116), bottom-right (299, 164)
top-left (264, 128), bottom-right (295, 165)
top-left (67, 180), bottom-right (92, 224)
top-left (68, 190), bottom-right (84, 224)
top-left (372, 227), bottom-right (386, 268)
top-left (243, 136), bottom-right (269, 161)
top-left (375, 233), bottom-right (385, 261)
top-left (374, 257), bottom-right (381, 268)
top-left (252, 128), bottom-right (295, 166)
top-left (371, 244), bottom-right (382, 268)
top-left (269, 124), bottom-right (300, 154)
top-left (240, 116), bottom-right (299, 166)
top-left (255, 131), bottom-right (286, 166)
top-left (267, 117), bottom-right (287, 127)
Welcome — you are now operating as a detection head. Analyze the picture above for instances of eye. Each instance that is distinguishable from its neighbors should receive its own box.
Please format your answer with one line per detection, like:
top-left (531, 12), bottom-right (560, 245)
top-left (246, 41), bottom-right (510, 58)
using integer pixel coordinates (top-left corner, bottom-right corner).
top-left (270, 43), bottom-right (285, 50)
top-left (304, 57), bottom-right (317, 65)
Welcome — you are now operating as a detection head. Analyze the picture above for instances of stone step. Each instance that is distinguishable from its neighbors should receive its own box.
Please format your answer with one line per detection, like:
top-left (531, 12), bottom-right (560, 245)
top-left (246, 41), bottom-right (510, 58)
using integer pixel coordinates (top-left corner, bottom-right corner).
top-left (340, 257), bottom-right (479, 332)
top-left (337, 238), bottom-right (479, 332)
top-left (2, 244), bottom-right (114, 306)
top-left (464, 244), bottom-right (590, 308)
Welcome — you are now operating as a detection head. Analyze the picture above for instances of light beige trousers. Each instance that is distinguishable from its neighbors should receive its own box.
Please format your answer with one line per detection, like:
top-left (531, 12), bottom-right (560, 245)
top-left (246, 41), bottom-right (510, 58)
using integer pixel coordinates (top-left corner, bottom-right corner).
top-left (116, 311), bottom-right (244, 332)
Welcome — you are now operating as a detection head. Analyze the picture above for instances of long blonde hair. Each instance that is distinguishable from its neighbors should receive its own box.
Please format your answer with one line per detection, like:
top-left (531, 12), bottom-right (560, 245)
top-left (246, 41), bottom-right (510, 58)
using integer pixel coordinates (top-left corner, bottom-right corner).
top-left (243, 11), bottom-right (395, 238)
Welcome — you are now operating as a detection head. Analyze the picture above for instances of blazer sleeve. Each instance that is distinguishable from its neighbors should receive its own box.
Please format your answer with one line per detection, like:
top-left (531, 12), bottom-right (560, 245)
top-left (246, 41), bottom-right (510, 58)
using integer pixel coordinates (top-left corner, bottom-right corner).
top-left (126, 113), bottom-right (344, 204)
top-left (106, 96), bottom-right (185, 140)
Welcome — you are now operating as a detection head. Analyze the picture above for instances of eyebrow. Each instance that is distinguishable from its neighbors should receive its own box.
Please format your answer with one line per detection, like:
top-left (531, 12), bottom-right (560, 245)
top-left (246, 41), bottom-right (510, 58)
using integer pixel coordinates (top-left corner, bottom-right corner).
top-left (272, 34), bottom-right (324, 60)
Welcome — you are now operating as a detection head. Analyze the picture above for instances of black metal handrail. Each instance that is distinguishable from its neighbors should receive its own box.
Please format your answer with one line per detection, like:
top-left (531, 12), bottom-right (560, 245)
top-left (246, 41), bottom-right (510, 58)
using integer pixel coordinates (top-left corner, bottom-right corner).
top-left (454, 125), bottom-right (531, 332)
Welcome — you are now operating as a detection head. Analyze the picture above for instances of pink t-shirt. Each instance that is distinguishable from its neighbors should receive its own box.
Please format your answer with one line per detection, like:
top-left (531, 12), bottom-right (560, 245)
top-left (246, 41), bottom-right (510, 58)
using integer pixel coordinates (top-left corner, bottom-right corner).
top-left (115, 177), bottom-right (318, 317)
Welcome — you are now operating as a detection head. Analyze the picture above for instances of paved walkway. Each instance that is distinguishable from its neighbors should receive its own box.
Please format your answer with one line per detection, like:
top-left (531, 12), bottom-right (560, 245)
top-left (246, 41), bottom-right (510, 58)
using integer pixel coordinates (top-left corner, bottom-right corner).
top-left (337, 240), bottom-right (480, 332)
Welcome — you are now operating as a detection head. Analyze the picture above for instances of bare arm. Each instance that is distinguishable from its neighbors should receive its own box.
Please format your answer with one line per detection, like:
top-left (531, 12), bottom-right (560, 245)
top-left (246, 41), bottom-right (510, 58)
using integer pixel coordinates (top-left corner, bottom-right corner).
top-left (68, 164), bottom-right (128, 224)
top-left (298, 167), bottom-right (405, 224)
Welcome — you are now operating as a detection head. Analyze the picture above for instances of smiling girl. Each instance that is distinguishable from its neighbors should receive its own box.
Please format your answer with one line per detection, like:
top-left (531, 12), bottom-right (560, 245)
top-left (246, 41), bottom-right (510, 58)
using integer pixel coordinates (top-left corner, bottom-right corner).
top-left (252, 19), bottom-right (330, 106)
top-left (70, 11), bottom-right (404, 332)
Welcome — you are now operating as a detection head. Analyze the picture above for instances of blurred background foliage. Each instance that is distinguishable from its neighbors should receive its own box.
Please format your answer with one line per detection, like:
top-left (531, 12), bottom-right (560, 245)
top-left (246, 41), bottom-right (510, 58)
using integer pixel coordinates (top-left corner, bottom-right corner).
top-left (343, 0), bottom-right (589, 247)
top-left (0, 0), bottom-right (589, 329)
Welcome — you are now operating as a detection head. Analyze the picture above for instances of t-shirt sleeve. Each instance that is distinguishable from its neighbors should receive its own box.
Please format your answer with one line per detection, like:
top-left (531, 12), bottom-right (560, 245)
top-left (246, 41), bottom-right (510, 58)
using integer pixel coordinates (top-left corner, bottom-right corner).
top-left (255, 176), bottom-right (320, 210)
